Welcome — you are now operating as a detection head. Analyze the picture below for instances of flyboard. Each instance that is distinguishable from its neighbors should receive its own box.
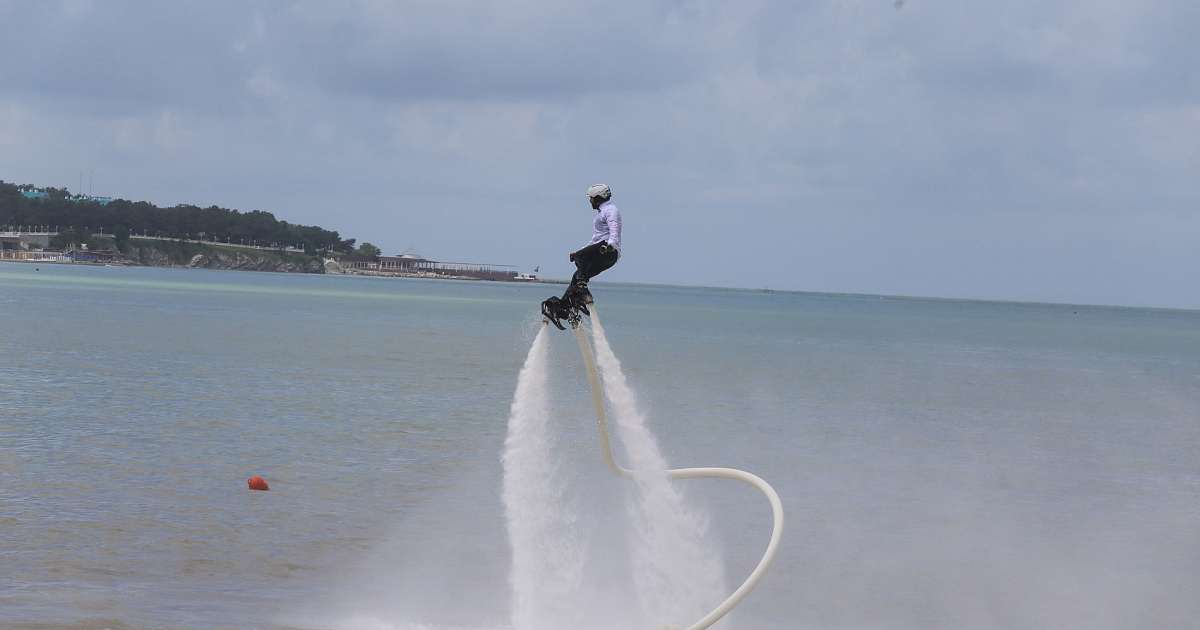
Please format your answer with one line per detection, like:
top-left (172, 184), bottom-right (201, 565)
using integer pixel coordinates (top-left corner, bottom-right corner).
top-left (541, 301), bottom-right (784, 630)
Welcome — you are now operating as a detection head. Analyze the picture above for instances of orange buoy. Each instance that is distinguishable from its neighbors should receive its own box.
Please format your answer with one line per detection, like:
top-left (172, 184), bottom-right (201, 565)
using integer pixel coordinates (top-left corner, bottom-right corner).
top-left (247, 476), bottom-right (269, 491)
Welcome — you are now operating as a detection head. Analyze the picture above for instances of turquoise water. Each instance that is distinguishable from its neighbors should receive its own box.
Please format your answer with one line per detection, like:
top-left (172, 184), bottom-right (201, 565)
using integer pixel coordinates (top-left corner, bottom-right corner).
top-left (1, 262), bottom-right (1197, 629)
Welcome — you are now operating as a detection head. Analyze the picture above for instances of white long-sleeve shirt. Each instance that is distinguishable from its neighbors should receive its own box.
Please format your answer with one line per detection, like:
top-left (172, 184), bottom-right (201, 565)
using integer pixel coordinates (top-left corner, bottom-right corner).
top-left (585, 200), bottom-right (622, 253)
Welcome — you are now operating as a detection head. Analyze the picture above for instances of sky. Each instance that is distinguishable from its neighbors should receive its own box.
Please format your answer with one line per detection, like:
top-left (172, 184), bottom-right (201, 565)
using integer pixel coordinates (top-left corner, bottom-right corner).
top-left (1, 0), bottom-right (1197, 309)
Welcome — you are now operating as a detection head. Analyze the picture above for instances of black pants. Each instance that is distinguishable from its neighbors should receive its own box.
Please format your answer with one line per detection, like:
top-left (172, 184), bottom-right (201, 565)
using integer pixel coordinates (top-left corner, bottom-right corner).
top-left (563, 241), bottom-right (619, 299)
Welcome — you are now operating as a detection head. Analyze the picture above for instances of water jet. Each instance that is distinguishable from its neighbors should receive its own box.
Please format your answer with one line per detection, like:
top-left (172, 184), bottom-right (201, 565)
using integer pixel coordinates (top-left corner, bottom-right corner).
top-left (504, 304), bottom-right (784, 630)
top-left (571, 305), bottom-right (784, 630)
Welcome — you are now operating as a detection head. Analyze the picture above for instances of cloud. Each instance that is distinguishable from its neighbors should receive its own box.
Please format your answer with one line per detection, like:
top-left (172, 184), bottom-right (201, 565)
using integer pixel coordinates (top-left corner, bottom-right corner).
top-left (244, 1), bottom-right (714, 103)
top-left (1, 0), bottom-right (1198, 307)
top-left (0, 2), bottom-right (265, 118)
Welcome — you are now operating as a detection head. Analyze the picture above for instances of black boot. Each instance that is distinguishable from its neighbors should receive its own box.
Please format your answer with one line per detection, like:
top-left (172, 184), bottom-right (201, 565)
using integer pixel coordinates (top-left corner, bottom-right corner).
top-left (540, 296), bottom-right (573, 330)
top-left (562, 281), bottom-right (592, 316)
top-left (568, 290), bottom-right (590, 316)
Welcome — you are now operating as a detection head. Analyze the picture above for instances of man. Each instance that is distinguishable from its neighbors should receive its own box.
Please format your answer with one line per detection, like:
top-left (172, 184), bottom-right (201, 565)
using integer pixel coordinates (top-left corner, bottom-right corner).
top-left (541, 183), bottom-right (622, 329)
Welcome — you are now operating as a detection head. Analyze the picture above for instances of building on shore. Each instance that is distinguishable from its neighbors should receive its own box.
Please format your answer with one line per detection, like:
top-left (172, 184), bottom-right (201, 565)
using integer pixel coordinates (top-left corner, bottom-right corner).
top-left (327, 250), bottom-right (535, 281)
top-left (1, 230), bottom-right (52, 251)
top-left (20, 190), bottom-right (113, 205)
top-left (0, 229), bottom-right (540, 281)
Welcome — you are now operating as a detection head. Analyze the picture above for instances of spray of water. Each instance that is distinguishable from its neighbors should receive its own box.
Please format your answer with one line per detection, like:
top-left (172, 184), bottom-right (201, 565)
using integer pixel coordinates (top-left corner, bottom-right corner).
top-left (501, 325), bottom-right (591, 630)
top-left (502, 322), bottom-right (726, 630)
top-left (589, 318), bottom-right (728, 628)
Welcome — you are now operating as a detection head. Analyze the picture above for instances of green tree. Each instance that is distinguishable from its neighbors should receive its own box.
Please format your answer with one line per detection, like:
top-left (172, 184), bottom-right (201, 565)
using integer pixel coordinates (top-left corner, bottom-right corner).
top-left (356, 242), bottom-right (382, 256)
top-left (113, 225), bottom-right (131, 253)
top-left (51, 227), bottom-right (83, 250)
top-left (0, 180), bottom-right (359, 252)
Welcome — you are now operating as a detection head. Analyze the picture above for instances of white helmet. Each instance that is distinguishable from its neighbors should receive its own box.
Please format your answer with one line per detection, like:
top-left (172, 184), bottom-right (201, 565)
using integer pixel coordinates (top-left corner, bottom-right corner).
top-left (586, 183), bottom-right (611, 200)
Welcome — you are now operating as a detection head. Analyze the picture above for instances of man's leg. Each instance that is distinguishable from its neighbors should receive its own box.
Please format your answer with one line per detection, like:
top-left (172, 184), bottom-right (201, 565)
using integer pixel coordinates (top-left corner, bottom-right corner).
top-left (562, 242), bottom-right (618, 306)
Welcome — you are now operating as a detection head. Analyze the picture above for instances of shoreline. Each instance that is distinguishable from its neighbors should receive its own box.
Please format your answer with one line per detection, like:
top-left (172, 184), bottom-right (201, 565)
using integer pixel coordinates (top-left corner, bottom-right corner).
top-left (325, 265), bottom-right (566, 284)
top-left (0, 257), bottom-right (568, 285)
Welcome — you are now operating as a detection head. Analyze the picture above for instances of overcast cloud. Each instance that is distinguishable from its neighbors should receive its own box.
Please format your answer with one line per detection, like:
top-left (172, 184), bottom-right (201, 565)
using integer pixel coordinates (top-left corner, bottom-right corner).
top-left (1, 0), bottom-right (1196, 308)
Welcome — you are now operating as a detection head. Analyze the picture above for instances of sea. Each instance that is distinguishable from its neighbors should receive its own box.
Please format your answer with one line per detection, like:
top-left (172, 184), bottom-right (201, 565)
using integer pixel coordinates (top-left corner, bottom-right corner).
top-left (0, 262), bottom-right (1197, 630)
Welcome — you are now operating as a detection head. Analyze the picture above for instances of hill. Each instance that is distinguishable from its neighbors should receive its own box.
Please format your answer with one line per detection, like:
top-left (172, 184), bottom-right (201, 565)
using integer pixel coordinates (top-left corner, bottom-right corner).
top-left (0, 179), bottom-right (359, 255)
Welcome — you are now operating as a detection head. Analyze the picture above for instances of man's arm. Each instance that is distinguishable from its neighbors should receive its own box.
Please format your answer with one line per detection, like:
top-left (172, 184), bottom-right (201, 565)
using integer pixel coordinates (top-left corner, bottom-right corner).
top-left (604, 208), bottom-right (622, 250)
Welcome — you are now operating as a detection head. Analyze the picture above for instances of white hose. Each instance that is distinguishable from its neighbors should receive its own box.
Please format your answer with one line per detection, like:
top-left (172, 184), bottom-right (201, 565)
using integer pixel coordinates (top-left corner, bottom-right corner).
top-left (564, 306), bottom-right (785, 630)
